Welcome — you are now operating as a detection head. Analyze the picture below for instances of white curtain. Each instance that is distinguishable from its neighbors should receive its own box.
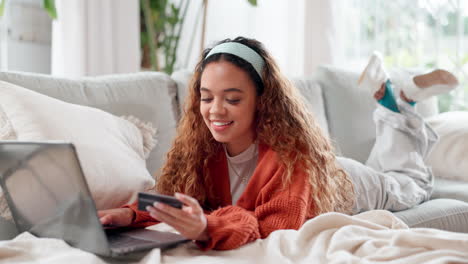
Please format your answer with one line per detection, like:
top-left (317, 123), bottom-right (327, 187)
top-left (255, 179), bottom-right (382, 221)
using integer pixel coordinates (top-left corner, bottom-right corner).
top-left (178, 0), bottom-right (336, 77)
top-left (51, 0), bottom-right (140, 77)
top-left (303, 0), bottom-right (337, 76)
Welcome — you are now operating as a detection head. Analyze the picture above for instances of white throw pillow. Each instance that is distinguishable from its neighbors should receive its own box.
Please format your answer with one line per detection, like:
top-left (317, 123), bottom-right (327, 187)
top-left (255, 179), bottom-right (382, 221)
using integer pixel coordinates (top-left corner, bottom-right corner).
top-left (426, 111), bottom-right (468, 182)
top-left (0, 80), bottom-right (156, 219)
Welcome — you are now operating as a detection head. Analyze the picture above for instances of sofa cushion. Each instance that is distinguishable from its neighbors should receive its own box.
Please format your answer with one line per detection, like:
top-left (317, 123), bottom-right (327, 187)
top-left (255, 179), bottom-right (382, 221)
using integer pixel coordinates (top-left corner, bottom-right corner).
top-left (432, 178), bottom-right (468, 203)
top-left (425, 111), bottom-right (468, 182)
top-left (291, 78), bottom-right (329, 135)
top-left (314, 66), bottom-right (439, 162)
top-left (0, 80), bottom-right (156, 215)
top-left (0, 71), bottom-right (178, 174)
top-left (171, 70), bottom-right (193, 120)
top-left (394, 198), bottom-right (468, 233)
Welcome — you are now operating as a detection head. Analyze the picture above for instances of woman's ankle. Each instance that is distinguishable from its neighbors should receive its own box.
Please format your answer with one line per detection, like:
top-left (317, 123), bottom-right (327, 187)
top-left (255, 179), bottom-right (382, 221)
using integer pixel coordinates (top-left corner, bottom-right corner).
top-left (400, 91), bottom-right (416, 106)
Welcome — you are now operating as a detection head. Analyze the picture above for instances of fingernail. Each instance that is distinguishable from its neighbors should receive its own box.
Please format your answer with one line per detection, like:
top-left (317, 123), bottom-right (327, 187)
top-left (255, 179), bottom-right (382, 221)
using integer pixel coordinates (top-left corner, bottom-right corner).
top-left (146, 205), bottom-right (152, 211)
top-left (153, 201), bottom-right (162, 209)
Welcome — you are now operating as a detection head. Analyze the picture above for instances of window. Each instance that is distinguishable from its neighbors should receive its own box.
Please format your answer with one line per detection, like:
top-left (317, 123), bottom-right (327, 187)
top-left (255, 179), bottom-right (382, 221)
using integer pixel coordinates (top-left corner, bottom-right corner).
top-left (335, 0), bottom-right (468, 112)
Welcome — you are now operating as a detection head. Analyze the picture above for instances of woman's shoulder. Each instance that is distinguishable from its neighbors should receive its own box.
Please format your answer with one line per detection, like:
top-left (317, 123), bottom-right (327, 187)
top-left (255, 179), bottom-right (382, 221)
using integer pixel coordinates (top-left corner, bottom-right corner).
top-left (258, 143), bottom-right (276, 156)
top-left (257, 143), bottom-right (295, 165)
top-left (254, 143), bottom-right (311, 197)
top-left (257, 143), bottom-right (280, 163)
top-left (257, 143), bottom-right (310, 180)
top-left (257, 143), bottom-right (286, 171)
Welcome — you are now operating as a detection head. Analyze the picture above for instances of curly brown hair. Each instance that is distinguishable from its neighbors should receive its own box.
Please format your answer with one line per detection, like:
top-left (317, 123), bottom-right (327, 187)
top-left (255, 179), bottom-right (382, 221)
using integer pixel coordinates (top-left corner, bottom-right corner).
top-left (156, 37), bottom-right (355, 214)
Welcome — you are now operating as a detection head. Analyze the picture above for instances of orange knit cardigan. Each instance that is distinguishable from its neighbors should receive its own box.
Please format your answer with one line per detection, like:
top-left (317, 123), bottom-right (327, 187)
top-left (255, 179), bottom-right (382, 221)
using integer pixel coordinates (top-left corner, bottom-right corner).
top-left (126, 144), bottom-right (317, 250)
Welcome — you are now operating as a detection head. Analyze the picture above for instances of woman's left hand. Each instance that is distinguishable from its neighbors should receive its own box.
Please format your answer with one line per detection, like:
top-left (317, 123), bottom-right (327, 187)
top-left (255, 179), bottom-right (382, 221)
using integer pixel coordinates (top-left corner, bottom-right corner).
top-left (146, 192), bottom-right (209, 241)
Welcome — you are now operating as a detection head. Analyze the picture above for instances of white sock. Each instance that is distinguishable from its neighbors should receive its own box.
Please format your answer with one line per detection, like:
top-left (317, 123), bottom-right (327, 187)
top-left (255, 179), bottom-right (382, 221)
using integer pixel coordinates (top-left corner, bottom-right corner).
top-left (358, 52), bottom-right (389, 94)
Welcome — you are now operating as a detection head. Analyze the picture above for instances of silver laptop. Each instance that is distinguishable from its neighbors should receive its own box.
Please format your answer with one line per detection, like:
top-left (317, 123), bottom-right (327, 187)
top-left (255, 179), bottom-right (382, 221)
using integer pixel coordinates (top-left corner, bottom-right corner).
top-left (0, 141), bottom-right (188, 257)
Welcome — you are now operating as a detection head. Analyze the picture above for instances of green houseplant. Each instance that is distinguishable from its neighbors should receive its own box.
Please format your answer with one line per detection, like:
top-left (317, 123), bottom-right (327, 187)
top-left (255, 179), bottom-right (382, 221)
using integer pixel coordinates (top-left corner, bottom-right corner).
top-left (140, 0), bottom-right (189, 73)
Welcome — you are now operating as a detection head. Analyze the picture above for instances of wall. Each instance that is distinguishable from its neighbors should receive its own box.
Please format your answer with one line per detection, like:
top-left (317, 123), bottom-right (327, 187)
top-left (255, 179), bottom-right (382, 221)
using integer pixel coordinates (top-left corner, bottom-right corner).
top-left (0, 0), bottom-right (52, 73)
top-left (0, 0), bottom-right (335, 77)
top-left (176, 0), bottom-right (335, 78)
top-left (0, 0), bottom-right (140, 77)
top-left (52, 0), bottom-right (140, 77)
top-left (177, 0), bottom-right (306, 77)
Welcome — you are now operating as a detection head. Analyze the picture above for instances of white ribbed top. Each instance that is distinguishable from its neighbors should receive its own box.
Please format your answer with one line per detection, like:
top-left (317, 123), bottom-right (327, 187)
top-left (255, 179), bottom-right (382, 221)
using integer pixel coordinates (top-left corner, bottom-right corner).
top-left (224, 143), bottom-right (259, 204)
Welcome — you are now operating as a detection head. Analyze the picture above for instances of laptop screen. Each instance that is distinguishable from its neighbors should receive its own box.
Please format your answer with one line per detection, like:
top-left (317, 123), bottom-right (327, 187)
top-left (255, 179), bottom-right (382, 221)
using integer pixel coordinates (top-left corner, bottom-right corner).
top-left (0, 142), bottom-right (110, 255)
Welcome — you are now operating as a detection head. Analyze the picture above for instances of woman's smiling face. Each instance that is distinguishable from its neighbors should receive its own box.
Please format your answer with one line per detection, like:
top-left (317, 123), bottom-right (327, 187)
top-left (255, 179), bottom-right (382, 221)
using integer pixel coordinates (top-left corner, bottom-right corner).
top-left (200, 60), bottom-right (257, 156)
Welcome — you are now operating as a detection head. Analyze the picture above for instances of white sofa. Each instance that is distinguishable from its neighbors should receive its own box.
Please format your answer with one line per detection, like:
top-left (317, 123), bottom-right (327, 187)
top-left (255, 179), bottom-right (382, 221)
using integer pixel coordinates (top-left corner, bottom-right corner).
top-left (0, 66), bottom-right (467, 240)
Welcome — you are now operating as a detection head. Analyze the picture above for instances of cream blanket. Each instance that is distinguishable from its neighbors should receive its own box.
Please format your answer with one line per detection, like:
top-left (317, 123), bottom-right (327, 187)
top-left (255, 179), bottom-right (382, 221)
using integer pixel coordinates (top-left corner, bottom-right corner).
top-left (1, 210), bottom-right (467, 264)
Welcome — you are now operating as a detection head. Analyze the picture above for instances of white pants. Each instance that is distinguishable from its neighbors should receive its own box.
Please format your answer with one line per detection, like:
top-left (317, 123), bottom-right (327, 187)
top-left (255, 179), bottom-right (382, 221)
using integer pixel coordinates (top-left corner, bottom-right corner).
top-left (337, 100), bottom-right (438, 214)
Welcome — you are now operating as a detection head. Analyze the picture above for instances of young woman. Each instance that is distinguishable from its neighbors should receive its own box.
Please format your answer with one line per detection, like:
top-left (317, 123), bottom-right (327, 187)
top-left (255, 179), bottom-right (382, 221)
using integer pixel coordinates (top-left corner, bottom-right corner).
top-left (98, 37), bottom-right (458, 251)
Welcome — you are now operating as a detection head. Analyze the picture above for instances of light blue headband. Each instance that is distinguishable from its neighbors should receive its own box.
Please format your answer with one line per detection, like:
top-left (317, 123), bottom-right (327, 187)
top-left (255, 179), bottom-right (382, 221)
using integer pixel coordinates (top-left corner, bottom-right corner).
top-left (205, 42), bottom-right (265, 80)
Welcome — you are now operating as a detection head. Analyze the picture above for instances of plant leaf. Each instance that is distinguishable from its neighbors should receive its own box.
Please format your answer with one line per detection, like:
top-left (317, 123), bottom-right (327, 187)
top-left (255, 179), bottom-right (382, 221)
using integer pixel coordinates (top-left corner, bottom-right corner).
top-left (43, 0), bottom-right (57, 19)
top-left (247, 0), bottom-right (257, 6)
top-left (0, 0), bottom-right (5, 17)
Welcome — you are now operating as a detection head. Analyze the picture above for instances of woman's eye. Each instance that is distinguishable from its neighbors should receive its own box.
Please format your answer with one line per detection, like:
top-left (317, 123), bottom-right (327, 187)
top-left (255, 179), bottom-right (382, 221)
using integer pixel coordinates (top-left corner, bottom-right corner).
top-left (227, 99), bottom-right (240, 104)
top-left (201, 98), bottom-right (213, 102)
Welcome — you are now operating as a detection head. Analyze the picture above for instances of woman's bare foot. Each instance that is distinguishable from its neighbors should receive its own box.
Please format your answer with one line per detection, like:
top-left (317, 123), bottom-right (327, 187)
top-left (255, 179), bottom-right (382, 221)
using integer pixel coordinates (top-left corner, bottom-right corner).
top-left (401, 69), bottom-right (458, 101)
top-left (413, 69), bottom-right (458, 88)
top-left (358, 52), bottom-right (388, 95)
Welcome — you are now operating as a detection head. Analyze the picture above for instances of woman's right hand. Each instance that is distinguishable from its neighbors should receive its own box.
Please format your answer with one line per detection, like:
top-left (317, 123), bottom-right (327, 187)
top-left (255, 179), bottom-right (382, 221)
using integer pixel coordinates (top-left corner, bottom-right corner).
top-left (98, 208), bottom-right (135, 228)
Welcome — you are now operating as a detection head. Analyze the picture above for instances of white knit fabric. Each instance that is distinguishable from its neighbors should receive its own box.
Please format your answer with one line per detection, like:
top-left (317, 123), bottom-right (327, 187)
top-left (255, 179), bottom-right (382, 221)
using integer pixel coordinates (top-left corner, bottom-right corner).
top-left (2, 210), bottom-right (468, 263)
top-left (224, 143), bottom-right (259, 204)
top-left (358, 52), bottom-right (389, 94)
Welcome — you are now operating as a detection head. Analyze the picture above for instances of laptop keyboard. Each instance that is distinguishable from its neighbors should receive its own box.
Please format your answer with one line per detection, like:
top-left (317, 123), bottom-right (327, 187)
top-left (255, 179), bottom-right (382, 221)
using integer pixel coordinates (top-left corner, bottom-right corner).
top-left (107, 234), bottom-right (159, 252)
top-left (106, 229), bottom-right (189, 255)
